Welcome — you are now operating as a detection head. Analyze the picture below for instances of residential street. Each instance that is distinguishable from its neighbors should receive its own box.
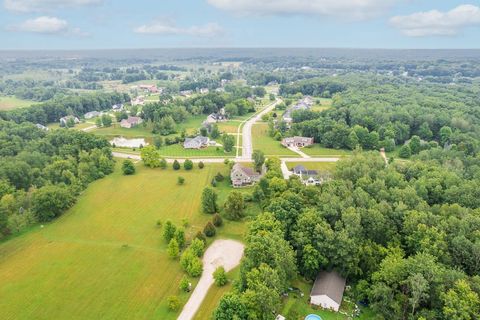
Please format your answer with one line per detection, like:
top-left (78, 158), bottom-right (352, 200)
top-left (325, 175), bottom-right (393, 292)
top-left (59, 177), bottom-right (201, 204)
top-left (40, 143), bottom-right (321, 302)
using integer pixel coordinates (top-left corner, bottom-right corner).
top-left (239, 98), bottom-right (282, 160)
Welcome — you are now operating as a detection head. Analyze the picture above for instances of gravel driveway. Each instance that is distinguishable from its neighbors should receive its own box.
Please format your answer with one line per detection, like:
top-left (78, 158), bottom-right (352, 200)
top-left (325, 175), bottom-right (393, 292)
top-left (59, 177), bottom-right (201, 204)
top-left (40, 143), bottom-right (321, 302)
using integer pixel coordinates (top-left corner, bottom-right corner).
top-left (177, 239), bottom-right (245, 320)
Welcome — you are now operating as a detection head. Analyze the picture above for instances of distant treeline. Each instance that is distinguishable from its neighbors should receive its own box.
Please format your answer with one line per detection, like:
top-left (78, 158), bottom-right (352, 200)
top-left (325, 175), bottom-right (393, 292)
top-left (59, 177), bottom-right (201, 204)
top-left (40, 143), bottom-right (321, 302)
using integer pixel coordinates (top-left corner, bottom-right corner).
top-left (0, 91), bottom-right (130, 125)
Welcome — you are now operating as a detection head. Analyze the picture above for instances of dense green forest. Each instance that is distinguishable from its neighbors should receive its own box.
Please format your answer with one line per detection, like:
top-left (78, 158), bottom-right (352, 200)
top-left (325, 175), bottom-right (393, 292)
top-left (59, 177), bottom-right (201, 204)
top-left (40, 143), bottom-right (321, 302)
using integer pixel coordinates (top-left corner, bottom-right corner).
top-left (214, 152), bottom-right (480, 319)
top-left (279, 76), bottom-right (480, 158)
top-left (0, 121), bottom-right (114, 238)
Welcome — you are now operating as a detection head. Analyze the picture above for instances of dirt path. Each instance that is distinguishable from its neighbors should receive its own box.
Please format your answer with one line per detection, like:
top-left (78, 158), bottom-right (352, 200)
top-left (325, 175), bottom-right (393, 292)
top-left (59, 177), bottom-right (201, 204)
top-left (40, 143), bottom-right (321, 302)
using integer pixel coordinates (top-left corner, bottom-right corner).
top-left (177, 239), bottom-right (245, 320)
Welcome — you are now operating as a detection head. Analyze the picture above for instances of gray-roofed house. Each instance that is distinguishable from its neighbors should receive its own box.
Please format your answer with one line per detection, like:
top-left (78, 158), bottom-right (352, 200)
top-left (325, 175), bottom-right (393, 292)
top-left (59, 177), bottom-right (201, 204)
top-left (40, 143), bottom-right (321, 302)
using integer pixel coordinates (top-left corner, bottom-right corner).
top-left (310, 271), bottom-right (346, 312)
top-left (230, 163), bottom-right (261, 188)
top-left (84, 111), bottom-right (101, 119)
top-left (183, 136), bottom-right (209, 149)
top-left (292, 165), bottom-right (320, 186)
top-left (36, 123), bottom-right (49, 131)
top-left (282, 136), bottom-right (314, 148)
top-left (59, 115), bottom-right (80, 127)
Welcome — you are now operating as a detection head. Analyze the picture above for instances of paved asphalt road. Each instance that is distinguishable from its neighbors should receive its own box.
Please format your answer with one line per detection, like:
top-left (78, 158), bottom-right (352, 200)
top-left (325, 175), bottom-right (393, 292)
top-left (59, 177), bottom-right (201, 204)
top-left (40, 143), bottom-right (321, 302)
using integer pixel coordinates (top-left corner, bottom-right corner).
top-left (240, 98), bottom-right (282, 160)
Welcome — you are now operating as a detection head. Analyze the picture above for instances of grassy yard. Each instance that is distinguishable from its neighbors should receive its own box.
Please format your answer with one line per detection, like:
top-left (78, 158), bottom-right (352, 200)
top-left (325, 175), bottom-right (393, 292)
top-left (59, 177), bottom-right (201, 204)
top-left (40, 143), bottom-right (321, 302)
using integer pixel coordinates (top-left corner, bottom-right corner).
top-left (91, 115), bottom-right (205, 139)
top-left (286, 162), bottom-right (337, 172)
top-left (252, 123), bottom-right (297, 157)
top-left (280, 278), bottom-right (375, 320)
top-left (0, 162), bottom-right (256, 320)
top-left (157, 144), bottom-right (236, 158)
top-left (301, 145), bottom-right (352, 157)
top-left (193, 267), bottom-right (240, 320)
top-left (0, 96), bottom-right (36, 110)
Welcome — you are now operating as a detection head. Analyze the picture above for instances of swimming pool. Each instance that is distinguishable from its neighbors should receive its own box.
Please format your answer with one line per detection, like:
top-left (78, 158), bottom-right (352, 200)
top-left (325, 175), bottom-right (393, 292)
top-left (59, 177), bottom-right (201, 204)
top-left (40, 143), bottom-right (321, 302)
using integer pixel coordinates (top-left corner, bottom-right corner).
top-left (305, 314), bottom-right (322, 320)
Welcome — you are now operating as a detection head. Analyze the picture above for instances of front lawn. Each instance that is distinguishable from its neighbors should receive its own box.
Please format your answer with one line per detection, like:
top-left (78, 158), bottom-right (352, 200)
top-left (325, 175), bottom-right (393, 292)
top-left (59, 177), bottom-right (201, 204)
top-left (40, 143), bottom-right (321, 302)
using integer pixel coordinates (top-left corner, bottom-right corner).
top-left (301, 145), bottom-right (352, 157)
top-left (252, 123), bottom-right (297, 157)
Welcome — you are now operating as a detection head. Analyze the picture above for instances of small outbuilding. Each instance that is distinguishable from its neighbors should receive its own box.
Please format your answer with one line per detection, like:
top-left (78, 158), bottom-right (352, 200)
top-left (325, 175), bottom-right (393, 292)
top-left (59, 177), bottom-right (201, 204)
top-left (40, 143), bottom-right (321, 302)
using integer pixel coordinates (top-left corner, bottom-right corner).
top-left (310, 271), bottom-right (346, 312)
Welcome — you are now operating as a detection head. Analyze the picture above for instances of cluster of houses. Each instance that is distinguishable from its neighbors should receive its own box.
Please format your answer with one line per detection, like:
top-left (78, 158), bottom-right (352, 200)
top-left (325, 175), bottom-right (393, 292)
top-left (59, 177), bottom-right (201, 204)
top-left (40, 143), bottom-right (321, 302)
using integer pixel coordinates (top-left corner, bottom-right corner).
top-left (282, 96), bottom-right (314, 126)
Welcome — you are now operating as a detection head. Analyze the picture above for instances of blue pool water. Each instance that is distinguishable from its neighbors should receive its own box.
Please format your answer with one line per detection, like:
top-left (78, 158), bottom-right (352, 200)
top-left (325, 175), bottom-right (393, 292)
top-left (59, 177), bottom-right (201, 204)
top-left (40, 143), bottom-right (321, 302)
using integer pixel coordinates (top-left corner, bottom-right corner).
top-left (305, 315), bottom-right (322, 320)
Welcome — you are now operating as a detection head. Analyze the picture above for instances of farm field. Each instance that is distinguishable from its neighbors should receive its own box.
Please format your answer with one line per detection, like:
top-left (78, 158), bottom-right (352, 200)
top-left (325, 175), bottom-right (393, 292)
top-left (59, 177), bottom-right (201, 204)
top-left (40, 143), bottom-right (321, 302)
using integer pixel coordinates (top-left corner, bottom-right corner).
top-left (301, 145), bottom-right (352, 157)
top-left (251, 123), bottom-right (297, 157)
top-left (286, 161), bottom-right (337, 172)
top-left (0, 162), bottom-right (257, 320)
top-left (0, 96), bottom-right (36, 110)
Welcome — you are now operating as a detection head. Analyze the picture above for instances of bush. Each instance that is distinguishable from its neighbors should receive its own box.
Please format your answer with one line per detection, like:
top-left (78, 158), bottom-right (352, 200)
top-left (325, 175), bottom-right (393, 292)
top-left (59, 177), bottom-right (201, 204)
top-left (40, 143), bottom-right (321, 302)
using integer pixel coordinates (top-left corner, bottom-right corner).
top-left (174, 228), bottom-right (186, 248)
top-left (223, 158), bottom-right (230, 165)
top-left (198, 161), bottom-right (205, 169)
top-left (224, 191), bottom-right (245, 221)
top-left (184, 159), bottom-right (193, 170)
top-left (203, 221), bottom-right (216, 237)
top-left (195, 231), bottom-right (207, 243)
top-left (177, 176), bottom-right (185, 185)
top-left (201, 187), bottom-right (218, 214)
top-left (167, 296), bottom-right (180, 311)
top-left (167, 239), bottom-right (179, 258)
top-left (173, 160), bottom-right (180, 170)
top-left (190, 238), bottom-right (205, 257)
top-left (180, 249), bottom-right (203, 277)
top-left (159, 158), bottom-right (167, 169)
top-left (163, 220), bottom-right (176, 242)
top-left (215, 172), bottom-right (224, 182)
top-left (179, 276), bottom-right (191, 292)
top-left (212, 213), bottom-right (223, 227)
top-left (211, 178), bottom-right (217, 187)
top-left (121, 160), bottom-right (135, 175)
top-left (213, 266), bottom-right (227, 286)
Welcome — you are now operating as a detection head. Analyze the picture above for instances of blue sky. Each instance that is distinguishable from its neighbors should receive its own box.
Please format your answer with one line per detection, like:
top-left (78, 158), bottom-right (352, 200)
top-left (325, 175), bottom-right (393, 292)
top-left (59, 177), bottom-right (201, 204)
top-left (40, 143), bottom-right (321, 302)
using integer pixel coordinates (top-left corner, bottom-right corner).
top-left (0, 0), bottom-right (479, 49)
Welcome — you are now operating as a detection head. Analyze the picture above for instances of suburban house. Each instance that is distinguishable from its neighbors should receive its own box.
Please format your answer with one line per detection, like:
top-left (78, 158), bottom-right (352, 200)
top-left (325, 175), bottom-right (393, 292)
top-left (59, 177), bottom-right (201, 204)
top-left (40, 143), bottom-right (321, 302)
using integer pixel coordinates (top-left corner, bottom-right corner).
top-left (292, 165), bottom-right (320, 186)
top-left (112, 104), bottom-right (124, 112)
top-left (282, 136), bottom-right (314, 148)
top-left (310, 271), bottom-right (346, 312)
top-left (131, 96), bottom-right (145, 106)
top-left (139, 84), bottom-right (159, 94)
top-left (282, 96), bottom-right (314, 125)
top-left (183, 136), bottom-right (209, 149)
top-left (120, 116), bottom-right (143, 129)
top-left (230, 163), bottom-right (261, 188)
top-left (291, 165), bottom-right (331, 186)
top-left (199, 88), bottom-right (209, 94)
top-left (180, 90), bottom-right (193, 97)
top-left (84, 111), bottom-right (101, 119)
top-left (35, 123), bottom-right (49, 131)
top-left (59, 116), bottom-right (80, 127)
top-left (205, 108), bottom-right (227, 125)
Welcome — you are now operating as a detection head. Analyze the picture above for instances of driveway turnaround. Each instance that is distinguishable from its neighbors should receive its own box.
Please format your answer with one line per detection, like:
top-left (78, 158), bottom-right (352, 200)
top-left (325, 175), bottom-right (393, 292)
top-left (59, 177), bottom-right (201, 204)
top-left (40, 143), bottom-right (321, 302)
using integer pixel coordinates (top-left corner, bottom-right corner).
top-left (177, 239), bottom-right (245, 320)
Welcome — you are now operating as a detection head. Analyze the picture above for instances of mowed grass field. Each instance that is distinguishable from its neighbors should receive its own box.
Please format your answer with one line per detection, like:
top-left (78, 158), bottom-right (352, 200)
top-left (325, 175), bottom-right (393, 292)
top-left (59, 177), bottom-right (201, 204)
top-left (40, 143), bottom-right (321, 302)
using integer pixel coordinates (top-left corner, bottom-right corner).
top-left (286, 161), bottom-right (337, 172)
top-left (0, 96), bottom-right (36, 110)
top-left (301, 145), bottom-right (352, 157)
top-left (0, 162), bottom-right (252, 320)
top-left (252, 123), bottom-right (297, 157)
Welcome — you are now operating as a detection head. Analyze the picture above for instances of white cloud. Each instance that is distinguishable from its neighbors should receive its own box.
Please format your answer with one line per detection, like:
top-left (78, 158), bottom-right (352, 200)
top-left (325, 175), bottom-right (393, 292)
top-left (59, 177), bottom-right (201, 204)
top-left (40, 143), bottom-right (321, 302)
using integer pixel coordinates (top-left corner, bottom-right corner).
top-left (8, 16), bottom-right (89, 36)
top-left (4, 0), bottom-right (103, 12)
top-left (390, 4), bottom-right (480, 37)
top-left (134, 21), bottom-right (223, 37)
top-left (207, 0), bottom-right (399, 19)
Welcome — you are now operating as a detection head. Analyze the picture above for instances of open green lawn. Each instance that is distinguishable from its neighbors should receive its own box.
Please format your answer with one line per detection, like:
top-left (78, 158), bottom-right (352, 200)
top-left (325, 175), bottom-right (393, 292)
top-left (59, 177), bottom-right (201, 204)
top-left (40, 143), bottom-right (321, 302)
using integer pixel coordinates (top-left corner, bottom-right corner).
top-left (157, 144), bottom-right (236, 158)
top-left (0, 96), bottom-right (36, 110)
top-left (252, 124), bottom-right (297, 157)
top-left (217, 120), bottom-right (243, 134)
top-left (301, 145), bottom-right (352, 157)
top-left (91, 115), bottom-right (205, 139)
top-left (286, 161), bottom-right (337, 172)
top-left (0, 162), bottom-right (257, 320)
